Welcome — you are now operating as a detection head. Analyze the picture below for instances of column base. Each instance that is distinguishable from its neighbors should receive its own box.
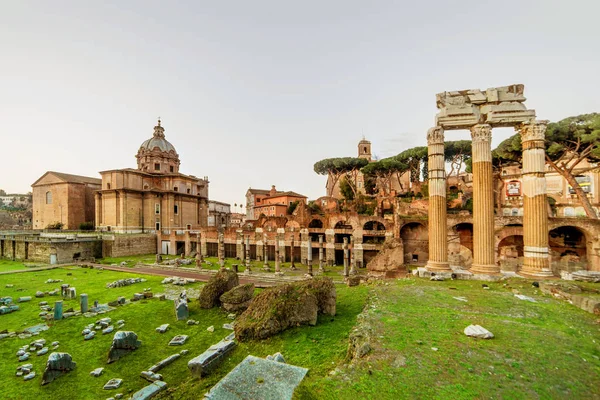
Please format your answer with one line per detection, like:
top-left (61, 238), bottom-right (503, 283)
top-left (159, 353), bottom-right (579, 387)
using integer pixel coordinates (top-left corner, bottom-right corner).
top-left (425, 261), bottom-right (451, 272)
top-left (518, 268), bottom-right (555, 279)
top-left (469, 263), bottom-right (500, 275)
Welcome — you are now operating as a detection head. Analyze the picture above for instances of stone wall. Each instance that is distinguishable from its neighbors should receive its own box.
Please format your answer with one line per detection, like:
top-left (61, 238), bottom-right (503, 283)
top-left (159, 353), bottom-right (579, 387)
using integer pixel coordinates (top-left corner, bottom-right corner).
top-left (102, 234), bottom-right (157, 258)
top-left (0, 237), bottom-right (102, 263)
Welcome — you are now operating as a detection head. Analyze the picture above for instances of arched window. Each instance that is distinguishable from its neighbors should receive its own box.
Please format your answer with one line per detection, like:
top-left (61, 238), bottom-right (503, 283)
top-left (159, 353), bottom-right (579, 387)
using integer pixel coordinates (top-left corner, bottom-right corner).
top-left (45, 191), bottom-right (52, 204)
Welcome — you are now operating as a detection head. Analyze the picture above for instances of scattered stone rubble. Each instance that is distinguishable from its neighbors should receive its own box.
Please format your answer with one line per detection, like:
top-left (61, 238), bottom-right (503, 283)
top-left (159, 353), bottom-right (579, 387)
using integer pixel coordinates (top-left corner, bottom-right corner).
top-left (203, 353), bottom-right (307, 400)
top-left (106, 277), bottom-right (147, 288)
top-left (41, 352), bottom-right (77, 385)
top-left (161, 277), bottom-right (196, 285)
top-left (234, 278), bottom-right (336, 341)
top-left (107, 331), bottom-right (142, 363)
top-left (199, 269), bottom-right (239, 309)
top-left (220, 283), bottom-right (254, 313)
top-left (188, 333), bottom-right (236, 378)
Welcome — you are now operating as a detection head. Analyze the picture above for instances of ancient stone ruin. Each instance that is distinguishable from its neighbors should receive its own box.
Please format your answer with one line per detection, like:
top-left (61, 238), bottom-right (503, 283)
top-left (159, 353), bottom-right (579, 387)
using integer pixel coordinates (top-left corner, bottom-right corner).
top-left (174, 291), bottom-right (189, 321)
top-left (219, 283), bottom-right (254, 313)
top-left (204, 353), bottom-right (308, 400)
top-left (198, 269), bottom-right (239, 309)
top-left (234, 278), bottom-right (336, 341)
top-left (107, 331), bottom-right (142, 363)
top-left (41, 352), bottom-right (77, 385)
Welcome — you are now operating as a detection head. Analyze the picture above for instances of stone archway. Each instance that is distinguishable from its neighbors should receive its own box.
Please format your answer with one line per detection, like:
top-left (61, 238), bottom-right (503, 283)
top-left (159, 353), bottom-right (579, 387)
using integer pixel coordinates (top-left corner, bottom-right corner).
top-left (308, 219), bottom-right (323, 229)
top-left (400, 222), bottom-right (428, 265)
top-left (549, 226), bottom-right (588, 271)
top-left (448, 223), bottom-right (473, 268)
top-left (497, 235), bottom-right (524, 272)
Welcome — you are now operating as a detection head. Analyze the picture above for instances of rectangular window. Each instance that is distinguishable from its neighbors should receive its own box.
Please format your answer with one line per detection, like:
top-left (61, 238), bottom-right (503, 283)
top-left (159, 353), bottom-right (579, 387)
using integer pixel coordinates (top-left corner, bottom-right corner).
top-left (187, 188), bottom-right (191, 194)
top-left (155, 222), bottom-right (160, 231)
top-left (174, 205), bottom-right (178, 215)
top-left (174, 186), bottom-right (178, 192)
top-left (155, 204), bottom-right (160, 214)
top-left (170, 166), bottom-right (174, 173)
top-left (154, 163), bottom-right (160, 171)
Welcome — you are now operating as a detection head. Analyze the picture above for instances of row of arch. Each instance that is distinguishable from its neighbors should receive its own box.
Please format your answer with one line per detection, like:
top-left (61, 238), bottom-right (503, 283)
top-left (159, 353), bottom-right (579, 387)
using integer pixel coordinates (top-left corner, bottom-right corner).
top-left (399, 221), bottom-right (590, 268)
top-left (307, 219), bottom-right (386, 231)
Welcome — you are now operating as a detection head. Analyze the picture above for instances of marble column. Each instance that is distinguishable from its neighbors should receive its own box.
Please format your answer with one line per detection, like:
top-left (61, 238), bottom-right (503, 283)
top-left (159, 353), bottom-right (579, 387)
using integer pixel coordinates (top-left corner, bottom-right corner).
top-left (290, 234), bottom-right (297, 270)
top-left (263, 234), bottom-right (269, 270)
top-left (519, 120), bottom-right (553, 277)
top-left (425, 127), bottom-right (451, 272)
top-left (218, 231), bottom-right (225, 268)
top-left (350, 236), bottom-right (358, 275)
top-left (245, 236), bottom-right (250, 267)
top-left (307, 238), bottom-right (313, 276)
top-left (80, 294), bottom-right (88, 314)
top-left (318, 235), bottom-right (324, 273)
top-left (54, 300), bottom-right (63, 320)
top-left (343, 237), bottom-right (349, 277)
top-left (275, 235), bottom-right (281, 274)
top-left (470, 124), bottom-right (499, 275)
top-left (196, 233), bottom-right (203, 265)
top-left (245, 235), bottom-right (252, 274)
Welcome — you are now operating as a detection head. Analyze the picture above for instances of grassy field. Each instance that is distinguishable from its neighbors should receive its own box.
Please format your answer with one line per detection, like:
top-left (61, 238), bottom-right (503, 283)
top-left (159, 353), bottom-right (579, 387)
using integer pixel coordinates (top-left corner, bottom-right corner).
top-left (1, 266), bottom-right (599, 399)
top-left (0, 259), bottom-right (47, 272)
top-left (0, 266), bottom-right (367, 400)
top-left (317, 278), bottom-right (600, 400)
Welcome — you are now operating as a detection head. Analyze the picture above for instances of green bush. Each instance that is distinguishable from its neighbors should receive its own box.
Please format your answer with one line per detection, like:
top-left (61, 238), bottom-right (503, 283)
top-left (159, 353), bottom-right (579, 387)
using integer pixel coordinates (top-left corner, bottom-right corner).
top-left (45, 222), bottom-right (64, 230)
top-left (79, 222), bottom-right (95, 231)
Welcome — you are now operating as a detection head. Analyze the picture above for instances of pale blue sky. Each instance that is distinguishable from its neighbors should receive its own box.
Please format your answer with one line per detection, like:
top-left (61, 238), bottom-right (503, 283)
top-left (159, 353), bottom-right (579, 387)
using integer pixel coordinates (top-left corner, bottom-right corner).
top-left (2, 0), bottom-right (599, 208)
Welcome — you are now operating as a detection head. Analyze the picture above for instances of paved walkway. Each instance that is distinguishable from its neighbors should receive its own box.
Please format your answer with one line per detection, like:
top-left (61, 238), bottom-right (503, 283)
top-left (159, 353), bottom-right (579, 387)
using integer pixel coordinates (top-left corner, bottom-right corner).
top-left (0, 265), bottom-right (58, 275)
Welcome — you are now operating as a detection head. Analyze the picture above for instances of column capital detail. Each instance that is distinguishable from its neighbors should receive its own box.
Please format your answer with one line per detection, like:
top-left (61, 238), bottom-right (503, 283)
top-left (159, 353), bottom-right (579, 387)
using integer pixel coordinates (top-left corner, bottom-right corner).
top-left (427, 126), bottom-right (444, 145)
top-left (470, 124), bottom-right (492, 143)
top-left (519, 119), bottom-right (548, 142)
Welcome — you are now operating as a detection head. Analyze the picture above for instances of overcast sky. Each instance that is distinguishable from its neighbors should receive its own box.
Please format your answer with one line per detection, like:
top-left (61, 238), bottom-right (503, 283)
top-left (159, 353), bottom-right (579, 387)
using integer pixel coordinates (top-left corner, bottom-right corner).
top-left (2, 0), bottom-right (599, 208)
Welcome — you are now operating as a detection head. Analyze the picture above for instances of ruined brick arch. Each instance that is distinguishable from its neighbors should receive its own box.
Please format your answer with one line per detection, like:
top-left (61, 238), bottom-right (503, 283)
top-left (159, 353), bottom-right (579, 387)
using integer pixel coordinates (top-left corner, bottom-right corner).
top-left (308, 218), bottom-right (324, 229)
top-left (363, 220), bottom-right (386, 231)
top-left (260, 218), bottom-right (285, 230)
top-left (548, 225), bottom-right (590, 266)
top-left (330, 216), bottom-right (356, 230)
top-left (399, 222), bottom-right (429, 264)
top-left (285, 220), bottom-right (300, 229)
top-left (494, 225), bottom-right (524, 254)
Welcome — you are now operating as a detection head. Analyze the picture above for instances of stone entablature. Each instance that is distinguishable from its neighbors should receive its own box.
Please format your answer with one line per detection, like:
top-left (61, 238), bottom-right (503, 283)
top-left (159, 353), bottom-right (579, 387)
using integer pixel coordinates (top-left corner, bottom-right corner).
top-left (436, 84), bottom-right (536, 129)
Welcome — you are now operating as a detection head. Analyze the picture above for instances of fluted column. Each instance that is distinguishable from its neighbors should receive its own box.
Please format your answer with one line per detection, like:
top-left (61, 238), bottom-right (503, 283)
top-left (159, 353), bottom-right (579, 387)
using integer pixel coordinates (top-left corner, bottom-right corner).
top-left (470, 124), bottom-right (499, 275)
top-left (519, 120), bottom-right (552, 277)
top-left (426, 127), bottom-right (451, 272)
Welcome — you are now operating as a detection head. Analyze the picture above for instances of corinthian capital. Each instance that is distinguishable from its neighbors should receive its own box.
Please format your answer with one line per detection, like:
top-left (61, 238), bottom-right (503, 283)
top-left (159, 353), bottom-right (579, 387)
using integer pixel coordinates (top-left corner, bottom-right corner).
top-left (470, 124), bottom-right (492, 143)
top-left (427, 126), bottom-right (444, 145)
top-left (519, 120), bottom-right (548, 142)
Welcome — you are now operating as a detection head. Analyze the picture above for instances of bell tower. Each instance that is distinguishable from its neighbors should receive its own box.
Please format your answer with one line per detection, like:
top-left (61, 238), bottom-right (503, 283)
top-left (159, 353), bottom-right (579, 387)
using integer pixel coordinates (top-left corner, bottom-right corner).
top-left (358, 138), bottom-right (372, 161)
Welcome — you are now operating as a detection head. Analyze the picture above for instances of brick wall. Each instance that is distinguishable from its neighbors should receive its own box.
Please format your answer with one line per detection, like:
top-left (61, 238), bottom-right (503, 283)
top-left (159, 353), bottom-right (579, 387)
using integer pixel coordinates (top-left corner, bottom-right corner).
top-left (102, 233), bottom-right (157, 257)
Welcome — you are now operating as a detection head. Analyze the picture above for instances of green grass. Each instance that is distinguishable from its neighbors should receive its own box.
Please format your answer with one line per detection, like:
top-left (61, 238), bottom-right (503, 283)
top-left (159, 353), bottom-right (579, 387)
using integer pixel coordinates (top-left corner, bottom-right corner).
top-left (0, 267), bottom-right (368, 399)
top-left (2, 267), bottom-right (599, 400)
top-left (316, 278), bottom-right (600, 399)
top-left (0, 259), bottom-right (47, 272)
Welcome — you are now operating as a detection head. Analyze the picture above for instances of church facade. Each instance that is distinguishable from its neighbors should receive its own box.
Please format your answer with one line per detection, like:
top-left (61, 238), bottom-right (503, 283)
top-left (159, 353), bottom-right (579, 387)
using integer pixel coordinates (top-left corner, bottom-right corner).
top-left (95, 120), bottom-right (209, 233)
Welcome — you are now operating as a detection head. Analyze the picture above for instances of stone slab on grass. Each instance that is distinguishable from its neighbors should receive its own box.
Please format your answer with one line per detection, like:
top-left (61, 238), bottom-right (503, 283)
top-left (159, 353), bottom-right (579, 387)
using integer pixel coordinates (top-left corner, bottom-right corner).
top-left (204, 355), bottom-right (308, 400)
top-left (131, 380), bottom-right (167, 400)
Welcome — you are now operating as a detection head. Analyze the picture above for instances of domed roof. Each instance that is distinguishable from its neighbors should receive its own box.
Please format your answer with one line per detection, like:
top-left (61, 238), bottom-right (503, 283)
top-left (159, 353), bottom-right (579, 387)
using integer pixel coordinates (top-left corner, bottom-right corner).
top-left (138, 120), bottom-right (177, 154)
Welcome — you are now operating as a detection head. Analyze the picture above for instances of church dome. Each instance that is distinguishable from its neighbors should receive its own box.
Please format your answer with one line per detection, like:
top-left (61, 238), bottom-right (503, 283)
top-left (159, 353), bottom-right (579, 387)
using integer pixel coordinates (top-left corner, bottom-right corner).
top-left (136, 119), bottom-right (180, 174)
top-left (139, 120), bottom-right (177, 153)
